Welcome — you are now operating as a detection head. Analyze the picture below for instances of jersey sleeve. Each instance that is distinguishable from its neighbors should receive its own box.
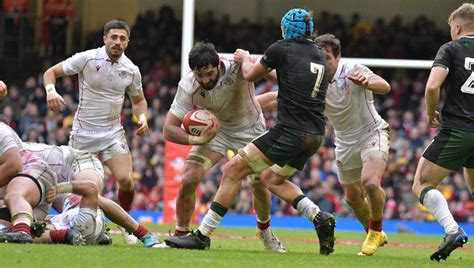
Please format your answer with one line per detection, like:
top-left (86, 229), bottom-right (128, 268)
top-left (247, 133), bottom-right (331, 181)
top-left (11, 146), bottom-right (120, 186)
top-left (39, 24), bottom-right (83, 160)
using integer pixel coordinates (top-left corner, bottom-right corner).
top-left (432, 43), bottom-right (452, 71)
top-left (353, 64), bottom-right (375, 78)
top-left (169, 80), bottom-right (193, 119)
top-left (63, 51), bottom-right (91, 75)
top-left (260, 42), bottom-right (283, 70)
top-left (126, 66), bottom-right (143, 96)
top-left (0, 125), bottom-right (18, 155)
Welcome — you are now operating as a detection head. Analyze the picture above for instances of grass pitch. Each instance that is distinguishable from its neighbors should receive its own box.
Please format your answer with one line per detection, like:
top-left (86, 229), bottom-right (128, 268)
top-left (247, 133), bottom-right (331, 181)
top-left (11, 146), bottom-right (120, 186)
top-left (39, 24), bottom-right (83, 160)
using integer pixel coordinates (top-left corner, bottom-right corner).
top-left (0, 224), bottom-right (472, 268)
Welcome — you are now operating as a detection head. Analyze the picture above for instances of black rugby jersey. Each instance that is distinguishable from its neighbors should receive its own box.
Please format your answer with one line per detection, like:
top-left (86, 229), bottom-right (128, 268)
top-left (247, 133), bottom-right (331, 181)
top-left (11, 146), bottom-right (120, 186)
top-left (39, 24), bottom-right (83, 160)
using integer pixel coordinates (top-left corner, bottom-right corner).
top-left (260, 38), bottom-right (329, 134)
top-left (433, 35), bottom-right (474, 131)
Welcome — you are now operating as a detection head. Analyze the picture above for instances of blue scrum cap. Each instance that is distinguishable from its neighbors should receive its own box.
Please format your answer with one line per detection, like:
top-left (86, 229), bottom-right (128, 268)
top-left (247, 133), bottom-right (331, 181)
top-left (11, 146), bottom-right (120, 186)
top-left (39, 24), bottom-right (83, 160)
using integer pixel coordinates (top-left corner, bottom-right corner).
top-left (280, 8), bottom-right (314, 39)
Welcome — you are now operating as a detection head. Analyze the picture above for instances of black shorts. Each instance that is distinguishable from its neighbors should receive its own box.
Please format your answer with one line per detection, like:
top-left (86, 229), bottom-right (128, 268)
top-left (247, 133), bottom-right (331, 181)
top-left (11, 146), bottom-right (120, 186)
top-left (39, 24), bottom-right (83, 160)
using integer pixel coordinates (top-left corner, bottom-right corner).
top-left (423, 128), bottom-right (474, 170)
top-left (252, 124), bottom-right (323, 170)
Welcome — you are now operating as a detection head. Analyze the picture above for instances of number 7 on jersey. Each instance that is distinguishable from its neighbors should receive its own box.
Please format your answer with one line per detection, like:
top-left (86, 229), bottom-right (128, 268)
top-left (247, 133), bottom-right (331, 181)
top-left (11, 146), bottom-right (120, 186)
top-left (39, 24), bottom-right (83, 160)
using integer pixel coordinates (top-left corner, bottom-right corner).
top-left (310, 62), bottom-right (325, 98)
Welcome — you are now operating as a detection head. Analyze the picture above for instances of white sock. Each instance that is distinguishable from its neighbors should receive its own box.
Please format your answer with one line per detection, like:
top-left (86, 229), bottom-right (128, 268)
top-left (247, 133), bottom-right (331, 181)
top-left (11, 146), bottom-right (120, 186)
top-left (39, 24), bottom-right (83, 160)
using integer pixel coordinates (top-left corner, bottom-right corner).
top-left (423, 189), bottom-right (459, 234)
top-left (296, 197), bottom-right (320, 222)
top-left (198, 209), bottom-right (222, 237)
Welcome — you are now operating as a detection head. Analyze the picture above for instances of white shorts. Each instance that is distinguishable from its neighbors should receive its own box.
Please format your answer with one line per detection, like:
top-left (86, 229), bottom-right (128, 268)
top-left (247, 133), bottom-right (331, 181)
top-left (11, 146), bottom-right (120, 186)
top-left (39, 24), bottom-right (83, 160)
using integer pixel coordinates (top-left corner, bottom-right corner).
top-left (67, 151), bottom-right (104, 182)
top-left (335, 121), bottom-right (390, 185)
top-left (189, 117), bottom-right (266, 157)
top-left (69, 126), bottom-right (129, 162)
top-left (50, 207), bottom-right (105, 245)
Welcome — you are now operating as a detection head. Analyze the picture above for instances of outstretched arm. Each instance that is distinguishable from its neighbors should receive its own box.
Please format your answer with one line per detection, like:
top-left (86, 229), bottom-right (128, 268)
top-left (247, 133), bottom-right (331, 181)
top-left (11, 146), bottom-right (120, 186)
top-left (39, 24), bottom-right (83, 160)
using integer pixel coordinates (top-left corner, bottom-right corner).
top-left (0, 148), bottom-right (23, 187)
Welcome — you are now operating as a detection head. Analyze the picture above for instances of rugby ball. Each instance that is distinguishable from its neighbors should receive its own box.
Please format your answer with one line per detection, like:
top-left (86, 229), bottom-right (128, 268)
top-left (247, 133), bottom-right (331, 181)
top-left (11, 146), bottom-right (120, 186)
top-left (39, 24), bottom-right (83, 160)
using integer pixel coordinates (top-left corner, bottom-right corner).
top-left (182, 109), bottom-right (215, 136)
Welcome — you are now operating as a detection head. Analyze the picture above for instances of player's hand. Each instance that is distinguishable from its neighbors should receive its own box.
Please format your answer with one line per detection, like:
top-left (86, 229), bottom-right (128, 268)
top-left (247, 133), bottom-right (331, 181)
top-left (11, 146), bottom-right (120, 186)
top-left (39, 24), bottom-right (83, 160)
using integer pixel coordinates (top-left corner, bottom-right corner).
top-left (135, 117), bottom-right (150, 136)
top-left (199, 117), bottom-right (220, 144)
top-left (427, 111), bottom-right (441, 128)
top-left (47, 92), bottom-right (67, 113)
top-left (0, 80), bottom-right (7, 101)
top-left (348, 72), bottom-right (369, 88)
top-left (46, 186), bottom-right (57, 203)
top-left (234, 49), bottom-right (250, 64)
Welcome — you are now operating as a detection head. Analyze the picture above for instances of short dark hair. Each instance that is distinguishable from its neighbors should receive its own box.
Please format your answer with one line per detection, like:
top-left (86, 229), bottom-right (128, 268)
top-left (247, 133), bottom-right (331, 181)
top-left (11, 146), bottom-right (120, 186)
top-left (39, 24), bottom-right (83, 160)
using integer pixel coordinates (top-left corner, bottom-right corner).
top-left (104, 20), bottom-right (131, 37)
top-left (314, 34), bottom-right (341, 57)
top-left (188, 42), bottom-right (219, 70)
top-left (0, 114), bottom-right (11, 125)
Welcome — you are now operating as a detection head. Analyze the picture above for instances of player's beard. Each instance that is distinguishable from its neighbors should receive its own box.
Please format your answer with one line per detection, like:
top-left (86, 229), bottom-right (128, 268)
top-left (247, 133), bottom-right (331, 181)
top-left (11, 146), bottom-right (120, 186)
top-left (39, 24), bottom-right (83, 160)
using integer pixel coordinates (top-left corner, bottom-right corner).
top-left (201, 79), bottom-right (218, 90)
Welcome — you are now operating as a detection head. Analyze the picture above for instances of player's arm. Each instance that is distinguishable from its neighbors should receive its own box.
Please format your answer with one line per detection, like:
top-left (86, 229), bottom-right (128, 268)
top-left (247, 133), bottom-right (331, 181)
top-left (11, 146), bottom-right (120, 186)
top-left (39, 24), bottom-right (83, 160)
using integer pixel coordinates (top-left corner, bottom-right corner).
top-left (425, 66), bottom-right (448, 128)
top-left (234, 49), bottom-right (271, 82)
top-left (0, 148), bottom-right (23, 187)
top-left (256, 91), bottom-right (278, 112)
top-left (129, 91), bottom-right (150, 136)
top-left (364, 75), bottom-right (391, 94)
top-left (43, 62), bottom-right (67, 113)
top-left (47, 180), bottom-right (98, 208)
top-left (0, 80), bottom-right (8, 100)
top-left (163, 112), bottom-right (215, 145)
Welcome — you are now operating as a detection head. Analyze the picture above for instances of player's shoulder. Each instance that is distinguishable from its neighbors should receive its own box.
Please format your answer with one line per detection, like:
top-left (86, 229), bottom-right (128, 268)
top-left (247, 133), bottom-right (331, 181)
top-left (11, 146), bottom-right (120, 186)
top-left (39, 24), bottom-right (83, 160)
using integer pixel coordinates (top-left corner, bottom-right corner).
top-left (178, 71), bottom-right (200, 94)
top-left (119, 54), bottom-right (140, 72)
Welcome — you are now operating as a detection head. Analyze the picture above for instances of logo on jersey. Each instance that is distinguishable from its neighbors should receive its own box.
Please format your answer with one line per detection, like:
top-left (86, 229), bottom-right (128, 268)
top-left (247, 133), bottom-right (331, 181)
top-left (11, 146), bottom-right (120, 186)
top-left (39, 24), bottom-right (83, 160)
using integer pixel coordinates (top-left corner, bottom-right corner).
top-left (96, 65), bottom-right (101, 71)
top-left (119, 71), bottom-right (128, 79)
top-left (222, 77), bottom-right (234, 86)
top-left (200, 90), bottom-right (205, 97)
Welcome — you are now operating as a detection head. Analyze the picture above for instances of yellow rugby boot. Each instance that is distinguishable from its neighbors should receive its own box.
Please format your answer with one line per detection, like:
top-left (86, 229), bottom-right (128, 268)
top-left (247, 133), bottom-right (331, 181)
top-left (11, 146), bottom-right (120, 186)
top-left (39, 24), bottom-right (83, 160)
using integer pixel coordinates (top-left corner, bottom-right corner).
top-left (360, 229), bottom-right (385, 256)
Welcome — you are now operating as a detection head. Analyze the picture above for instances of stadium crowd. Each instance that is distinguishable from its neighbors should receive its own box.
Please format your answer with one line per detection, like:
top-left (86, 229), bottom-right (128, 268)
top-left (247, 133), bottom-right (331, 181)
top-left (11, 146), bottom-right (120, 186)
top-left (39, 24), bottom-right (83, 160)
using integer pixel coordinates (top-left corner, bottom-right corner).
top-left (1, 6), bottom-right (473, 224)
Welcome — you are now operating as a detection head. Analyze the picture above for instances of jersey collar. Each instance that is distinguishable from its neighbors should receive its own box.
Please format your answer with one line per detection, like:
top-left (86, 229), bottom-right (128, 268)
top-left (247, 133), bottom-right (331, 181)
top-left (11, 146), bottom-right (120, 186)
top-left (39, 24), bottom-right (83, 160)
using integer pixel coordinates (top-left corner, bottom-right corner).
top-left (331, 61), bottom-right (344, 83)
top-left (99, 46), bottom-right (125, 64)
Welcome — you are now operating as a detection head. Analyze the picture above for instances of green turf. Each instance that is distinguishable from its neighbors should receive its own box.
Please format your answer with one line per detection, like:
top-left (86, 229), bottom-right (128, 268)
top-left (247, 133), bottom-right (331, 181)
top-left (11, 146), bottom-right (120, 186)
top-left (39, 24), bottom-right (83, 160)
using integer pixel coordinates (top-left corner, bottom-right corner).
top-left (0, 225), bottom-right (472, 268)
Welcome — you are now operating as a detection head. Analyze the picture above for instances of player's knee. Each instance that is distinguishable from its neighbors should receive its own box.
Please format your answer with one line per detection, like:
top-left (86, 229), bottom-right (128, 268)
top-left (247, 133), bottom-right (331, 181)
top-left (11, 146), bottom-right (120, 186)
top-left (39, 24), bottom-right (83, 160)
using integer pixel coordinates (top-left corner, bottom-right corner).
top-left (344, 191), bottom-right (363, 207)
top-left (182, 166), bottom-right (203, 188)
top-left (361, 176), bottom-right (380, 193)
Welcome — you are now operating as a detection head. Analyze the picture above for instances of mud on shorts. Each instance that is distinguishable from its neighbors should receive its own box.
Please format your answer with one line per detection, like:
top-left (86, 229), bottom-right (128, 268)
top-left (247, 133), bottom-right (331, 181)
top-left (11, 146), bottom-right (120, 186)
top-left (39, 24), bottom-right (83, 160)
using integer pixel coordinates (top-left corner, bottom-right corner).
top-left (250, 124), bottom-right (323, 174)
top-left (423, 127), bottom-right (474, 170)
top-left (335, 121), bottom-right (390, 185)
top-left (69, 126), bottom-right (130, 162)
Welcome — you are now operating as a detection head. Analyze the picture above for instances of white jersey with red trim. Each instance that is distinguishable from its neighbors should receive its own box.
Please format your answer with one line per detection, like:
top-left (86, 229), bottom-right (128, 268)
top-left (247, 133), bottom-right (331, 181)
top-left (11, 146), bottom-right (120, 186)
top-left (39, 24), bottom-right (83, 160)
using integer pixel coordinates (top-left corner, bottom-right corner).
top-left (170, 58), bottom-right (262, 131)
top-left (22, 142), bottom-right (104, 183)
top-left (325, 61), bottom-right (386, 142)
top-left (62, 46), bottom-right (142, 131)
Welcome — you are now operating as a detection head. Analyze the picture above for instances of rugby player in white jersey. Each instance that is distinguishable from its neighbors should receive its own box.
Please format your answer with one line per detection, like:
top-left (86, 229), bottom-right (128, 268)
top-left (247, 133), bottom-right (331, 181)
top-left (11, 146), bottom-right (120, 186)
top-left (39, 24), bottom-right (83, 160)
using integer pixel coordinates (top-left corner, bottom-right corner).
top-left (314, 34), bottom-right (391, 256)
top-left (163, 42), bottom-right (286, 252)
top-left (22, 142), bottom-right (161, 247)
top-left (43, 20), bottom-right (149, 244)
top-left (0, 115), bottom-right (57, 243)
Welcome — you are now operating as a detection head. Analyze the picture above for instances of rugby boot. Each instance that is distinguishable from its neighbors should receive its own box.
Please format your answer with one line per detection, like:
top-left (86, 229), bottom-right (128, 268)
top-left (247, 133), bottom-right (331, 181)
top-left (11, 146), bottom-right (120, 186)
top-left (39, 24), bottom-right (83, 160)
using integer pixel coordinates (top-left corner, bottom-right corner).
top-left (164, 230), bottom-right (210, 250)
top-left (430, 227), bottom-right (468, 262)
top-left (313, 211), bottom-right (336, 255)
top-left (257, 229), bottom-right (287, 253)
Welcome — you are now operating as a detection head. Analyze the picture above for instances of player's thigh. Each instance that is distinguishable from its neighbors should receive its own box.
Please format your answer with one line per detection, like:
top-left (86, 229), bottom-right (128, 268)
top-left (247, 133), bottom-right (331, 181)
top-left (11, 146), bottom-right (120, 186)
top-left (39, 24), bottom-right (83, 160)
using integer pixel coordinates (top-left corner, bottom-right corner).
top-left (5, 176), bottom-right (42, 206)
top-left (360, 122), bottom-right (389, 181)
top-left (463, 168), bottom-right (474, 193)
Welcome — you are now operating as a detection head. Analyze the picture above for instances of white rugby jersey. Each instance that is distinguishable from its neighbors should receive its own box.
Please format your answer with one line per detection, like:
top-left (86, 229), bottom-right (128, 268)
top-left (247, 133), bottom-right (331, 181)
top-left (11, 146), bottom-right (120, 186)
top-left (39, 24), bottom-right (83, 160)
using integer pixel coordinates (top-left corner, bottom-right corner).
top-left (170, 58), bottom-right (262, 131)
top-left (63, 46), bottom-right (143, 131)
top-left (22, 143), bottom-right (72, 182)
top-left (325, 62), bottom-right (386, 141)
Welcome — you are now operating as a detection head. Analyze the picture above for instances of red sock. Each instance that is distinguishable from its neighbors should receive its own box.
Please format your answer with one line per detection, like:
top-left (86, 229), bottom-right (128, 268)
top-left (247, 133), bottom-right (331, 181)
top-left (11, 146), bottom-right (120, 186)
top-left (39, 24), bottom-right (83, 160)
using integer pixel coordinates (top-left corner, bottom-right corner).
top-left (50, 229), bottom-right (68, 243)
top-left (132, 224), bottom-right (148, 239)
top-left (174, 229), bottom-right (190, 237)
top-left (118, 189), bottom-right (135, 212)
top-left (369, 218), bottom-right (383, 232)
top-left (12, 223), bottom-right (31, 234)
top-left (257, 219), bottom-right (270, 230)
